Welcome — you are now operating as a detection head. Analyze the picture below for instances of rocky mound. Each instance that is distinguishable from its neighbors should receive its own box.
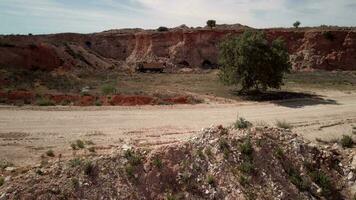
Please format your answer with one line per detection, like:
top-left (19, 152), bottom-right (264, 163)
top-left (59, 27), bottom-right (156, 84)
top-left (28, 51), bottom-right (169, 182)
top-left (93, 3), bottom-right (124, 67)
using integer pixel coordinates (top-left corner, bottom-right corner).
top-left (0, 125), bottom-right (354, 199)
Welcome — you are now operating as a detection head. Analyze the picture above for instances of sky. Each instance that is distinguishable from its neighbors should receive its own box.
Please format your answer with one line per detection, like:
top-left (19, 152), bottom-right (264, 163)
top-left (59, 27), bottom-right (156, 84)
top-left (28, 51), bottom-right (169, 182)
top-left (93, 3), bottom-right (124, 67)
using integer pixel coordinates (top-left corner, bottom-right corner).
top-left (1, 0), bottom-right (356, 34)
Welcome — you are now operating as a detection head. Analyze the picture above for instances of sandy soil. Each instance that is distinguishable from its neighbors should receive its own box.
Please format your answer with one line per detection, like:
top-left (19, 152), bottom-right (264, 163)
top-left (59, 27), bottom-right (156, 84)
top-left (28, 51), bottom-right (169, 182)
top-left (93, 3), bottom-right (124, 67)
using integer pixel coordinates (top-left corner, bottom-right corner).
top-left (0, 91), bottom-right (355, 167)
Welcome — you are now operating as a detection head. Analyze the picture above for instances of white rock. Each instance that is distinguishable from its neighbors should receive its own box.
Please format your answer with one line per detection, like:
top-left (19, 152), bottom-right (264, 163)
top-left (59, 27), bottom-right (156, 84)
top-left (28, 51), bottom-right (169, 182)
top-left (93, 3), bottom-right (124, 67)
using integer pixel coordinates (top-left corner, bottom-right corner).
top-left (4, 167), bottom-right (16, 172)
top-left (121, 144), bottom-right (132, 151)
top-left (348, 172), bottom-right (356, 181)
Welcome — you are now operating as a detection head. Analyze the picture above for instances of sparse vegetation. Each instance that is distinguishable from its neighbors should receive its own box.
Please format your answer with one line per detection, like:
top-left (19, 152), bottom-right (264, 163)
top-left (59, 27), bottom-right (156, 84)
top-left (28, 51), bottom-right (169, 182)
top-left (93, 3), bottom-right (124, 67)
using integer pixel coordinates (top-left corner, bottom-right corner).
top-left (240, 137), bottom-right (253, 157)
top-left (71, 143), bottom-right (78, 150)
top-left (239, 161), bottom-right (254, 174)
top-left (88, 147), bottom-right (96, 153)
top-left (309, 170), bottom-right (332, 196)
top-left (276, 120), bottom-right (293, 129)
top-left (206, 174), bottom-right (215, 186)
top-left (0, 176), bottom-right (4, 187)
top-left (76, 140), bottom-right (85, 149)
top-left (219, 31), bottom-right (291, 92)
top-left (46, 149), bottom-right (55, 157)
top-left (323, 31), bottom-right (335, 41)
top-left (152, 157), bottom-right (163, 169)
top-left (83, 161), bottom-right (95, 176)
top-left (124, 149), bottom-right (142, 166)
top-left (0, 160), bottom-right (14, 170)
top-left (69, 158), bottom-right (82, 167)
top-left (71, 178), bottom-right (79, 189)
top-left (219, 138), bottom-right (230, 158)
top-left (234, 117), bottom-right (252, 129)
top-left (340, 135), bottom-right (353, 148)
top-left (36, 98), bottom-right (55, 106)
top-left (274, 147), bottom-right (284, 159)
top-left (101, 84), bottom-right (117, 95)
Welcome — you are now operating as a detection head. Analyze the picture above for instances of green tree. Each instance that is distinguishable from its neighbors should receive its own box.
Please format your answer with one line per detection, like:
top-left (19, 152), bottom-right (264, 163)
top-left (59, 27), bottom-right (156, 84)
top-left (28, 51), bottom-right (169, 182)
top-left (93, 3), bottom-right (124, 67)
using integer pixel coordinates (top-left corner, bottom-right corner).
top-left (218, 31), bottom-right (291, 92)
top-left (293, 21), bottom-right (301, 28)
top-left (206, 20), bottom-right (216, 29)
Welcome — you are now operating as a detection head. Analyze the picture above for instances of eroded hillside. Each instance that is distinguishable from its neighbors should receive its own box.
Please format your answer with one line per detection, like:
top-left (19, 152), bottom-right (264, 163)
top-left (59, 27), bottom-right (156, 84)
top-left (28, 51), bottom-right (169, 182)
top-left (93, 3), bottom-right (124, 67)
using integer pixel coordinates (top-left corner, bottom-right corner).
top-left (0, 26), bottom-right (356, 73)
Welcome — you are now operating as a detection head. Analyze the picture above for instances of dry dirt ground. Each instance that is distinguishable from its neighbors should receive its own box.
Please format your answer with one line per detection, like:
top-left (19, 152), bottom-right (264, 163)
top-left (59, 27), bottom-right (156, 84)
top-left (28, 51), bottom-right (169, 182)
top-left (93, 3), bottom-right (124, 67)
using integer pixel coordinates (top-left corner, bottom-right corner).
top-left (0, 90), bottom-right (355, 167)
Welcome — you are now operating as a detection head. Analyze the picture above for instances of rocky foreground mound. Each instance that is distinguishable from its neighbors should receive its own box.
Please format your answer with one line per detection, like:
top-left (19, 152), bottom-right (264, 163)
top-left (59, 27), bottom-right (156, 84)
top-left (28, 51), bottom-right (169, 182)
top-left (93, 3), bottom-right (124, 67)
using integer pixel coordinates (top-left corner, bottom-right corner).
top-left (0, 125), bottom-right (355, 200)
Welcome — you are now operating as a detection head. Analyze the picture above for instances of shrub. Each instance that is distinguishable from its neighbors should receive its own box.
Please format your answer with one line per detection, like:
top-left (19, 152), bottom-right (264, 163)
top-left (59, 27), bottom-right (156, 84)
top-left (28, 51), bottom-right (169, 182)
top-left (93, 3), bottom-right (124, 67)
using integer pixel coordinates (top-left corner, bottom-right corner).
top-left (323, 31), bottom-right (335, 41)
top-left (239, 161), bottom-right (254, 174)
top-left (276, 120), bottom-right (293, 129)
top-left (71, 143), bottom-right (78, 150)
top-left (46, 149), bottom-right (55, 157)
top-left (76, 140), bottom-right (85, 149)
top-left (206, 20), bottom-right (216, 29)
top-left (88, 147), bottom-right (96, 153)
top-left (69, 158), bottom-right (82, 167)
top-left (219, 138), bottom-right (230, 158)
top-left (157, 26), bottom-right (169, 32)
top-left (36, 98), bottom-right (55, 106)
top-left (0, 176), bottom-right (4, 187)
top-left (95, 100), bottom-right (102, 106)
top-left (293, 21), bottom-right (301, 28)
top-left (0, 160), bottom-right (14, 170)
top-left (124, 149), bottom-right (142, 166)
top-left (234, 117), bottom-right (252, 129)
top-left (125, 164), bottom-right (134, 178)
top-left (205, 147), bottom-right (212, 157)
top-left (71, 178), bottom-right (79, 189)
top-left (83, 161), bottom-right (95, 176)
top-left (274, 147), bottom-right (284, 159)
top-left (309, 170), bottom-right (332, 196)
top-left (101, 84), bottom-right (117, 95)
top-left (340, 135), bottom-right (353, 148)
top-left (219, 31), bottom-right (291, 92)
top-left (239, 175), bottom-right (249, 186)
top-left (152, 157), bottom-right (163, 169)
top-left (240, 138), bottom-right (253, 157)
top-left (206, 174), bottom-right (215, 186)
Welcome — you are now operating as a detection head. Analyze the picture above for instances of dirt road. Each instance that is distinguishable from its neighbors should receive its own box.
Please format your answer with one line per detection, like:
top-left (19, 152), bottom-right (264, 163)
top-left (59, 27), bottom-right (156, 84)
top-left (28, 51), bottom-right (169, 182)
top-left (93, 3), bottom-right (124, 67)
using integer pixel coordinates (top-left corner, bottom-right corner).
top-left (1, 91), bottom-right (356, 166)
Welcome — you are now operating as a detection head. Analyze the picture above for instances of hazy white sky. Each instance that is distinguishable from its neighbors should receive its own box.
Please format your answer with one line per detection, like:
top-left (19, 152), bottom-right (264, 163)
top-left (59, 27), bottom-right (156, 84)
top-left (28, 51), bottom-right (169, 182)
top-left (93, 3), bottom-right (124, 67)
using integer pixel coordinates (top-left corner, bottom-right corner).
top-left (1, 0), bottom-right (355, 34)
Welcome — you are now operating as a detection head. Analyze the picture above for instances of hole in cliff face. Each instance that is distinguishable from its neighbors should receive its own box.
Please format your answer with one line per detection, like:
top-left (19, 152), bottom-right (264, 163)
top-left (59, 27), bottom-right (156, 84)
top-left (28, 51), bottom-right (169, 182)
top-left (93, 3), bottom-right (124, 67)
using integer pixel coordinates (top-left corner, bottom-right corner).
top-left (201, 60), bottom-right (217, 69)
top-left (178, 61), bottom-right (190, 67)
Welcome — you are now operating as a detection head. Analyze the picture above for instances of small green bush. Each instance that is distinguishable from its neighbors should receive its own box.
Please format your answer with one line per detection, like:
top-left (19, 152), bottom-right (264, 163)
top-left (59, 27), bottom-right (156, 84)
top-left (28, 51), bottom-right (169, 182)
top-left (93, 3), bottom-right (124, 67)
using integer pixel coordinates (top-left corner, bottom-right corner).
top-left (240, 138), bottom-right (253, 157)
top-left (340, 135), bottom-right (353, 148)
top-left (239, 161), bottom-right (254, 174)
top-left (46, 149), bottom-right (55, 157)
top-left (69, 158), bottom-right (82, 167)
top-left (124, 149), bottom-right (142, 166)
top-left (0, 176), bottom-right (4, 187)
top-left (234, 117), bottom-right (252, 129)
top-left (71, 143), bottom-right (78, 150)
top-left (309, 170), bottom-right (332, 196)
top-left (71, 178), bottom-right (79, 189)
top-left (274, 147), bottom-right (284, 159)
top-left (88, 147), bottom-right (96, 153)
top-left (101, 84), bottom-right (117, 95)
top-left (206, 174), bottom-right (215, 186)
top-left (276, 120), bottom-right (293, 129)
top-left (125, 164), bottom-right (134, 178)
top-left (0, 160), bottom-right (14, 170)
top-left (323, 31), bottom-right (335, 41)
top-left (36, 98), bottom-right (55, 106)
top-left (83, 161), bottom-right (95, 176)
top-left (76, 140), bottom-right (85, 149)
top-left (239, 175), bottom-right (248, 186)
top-left (152, 157), bottom-right (163, 169)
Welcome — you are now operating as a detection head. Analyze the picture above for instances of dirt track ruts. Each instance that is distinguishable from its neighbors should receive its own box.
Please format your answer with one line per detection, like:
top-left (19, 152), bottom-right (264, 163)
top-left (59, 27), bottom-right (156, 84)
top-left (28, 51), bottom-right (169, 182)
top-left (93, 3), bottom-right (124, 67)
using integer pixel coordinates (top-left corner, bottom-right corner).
top-left (0, 92), bottom-right (356, 166)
